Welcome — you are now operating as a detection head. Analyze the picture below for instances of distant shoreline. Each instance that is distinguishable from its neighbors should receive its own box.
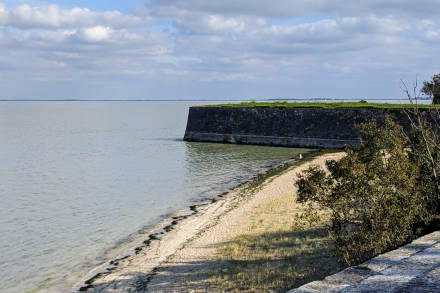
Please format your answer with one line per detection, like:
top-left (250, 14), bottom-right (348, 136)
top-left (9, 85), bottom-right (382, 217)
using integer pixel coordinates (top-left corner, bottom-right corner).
top-left (0, 98), bottom-right (427, 102)
top-left (0, 99), bottom-right (231, 102)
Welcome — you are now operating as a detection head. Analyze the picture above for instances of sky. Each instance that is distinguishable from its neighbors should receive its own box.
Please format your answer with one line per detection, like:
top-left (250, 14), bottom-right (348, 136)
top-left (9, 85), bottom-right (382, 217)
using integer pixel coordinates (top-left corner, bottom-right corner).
top-left (0, 0), bottom-right (439, 100)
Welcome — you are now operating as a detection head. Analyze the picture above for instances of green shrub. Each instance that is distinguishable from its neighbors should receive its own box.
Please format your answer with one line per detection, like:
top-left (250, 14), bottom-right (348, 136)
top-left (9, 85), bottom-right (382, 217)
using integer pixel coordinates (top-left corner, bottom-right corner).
top-left (296, 118), bottom-right (424, 265)
top-left (421, 73), bottom-right (440, 104)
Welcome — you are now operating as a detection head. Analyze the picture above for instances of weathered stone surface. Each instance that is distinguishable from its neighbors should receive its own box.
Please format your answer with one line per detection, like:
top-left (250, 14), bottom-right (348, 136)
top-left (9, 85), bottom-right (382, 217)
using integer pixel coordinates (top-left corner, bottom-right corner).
top-left (292, 281), bottom-right (348, 293)
top-left (398, 265), bottom-right (440, 292)
top-left (287, 231), bottom-right (440, 293)
top-left (292, 268), bottom-right (374, 293)
top-left (342, 274), bottom-right (414, 293)
top-left (184, 107), bottom-right (439, 148)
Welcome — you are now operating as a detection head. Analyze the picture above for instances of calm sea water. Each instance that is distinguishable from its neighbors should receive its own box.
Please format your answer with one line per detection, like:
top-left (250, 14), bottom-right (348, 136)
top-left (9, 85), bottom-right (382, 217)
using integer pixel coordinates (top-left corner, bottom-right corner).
top-left (0, 101), bottom-right (308, 293)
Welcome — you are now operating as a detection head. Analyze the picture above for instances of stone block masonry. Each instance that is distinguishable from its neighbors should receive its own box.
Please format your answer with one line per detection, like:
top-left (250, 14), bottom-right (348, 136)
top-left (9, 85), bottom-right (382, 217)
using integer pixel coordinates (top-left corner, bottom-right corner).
top-left (184, 107), bottom-right (438, 148)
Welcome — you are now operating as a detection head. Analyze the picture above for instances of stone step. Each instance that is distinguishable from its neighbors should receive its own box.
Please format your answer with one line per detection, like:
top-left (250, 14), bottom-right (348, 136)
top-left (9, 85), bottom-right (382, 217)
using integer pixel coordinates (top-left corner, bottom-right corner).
top-left (287, 231), bottom-right (440, 293)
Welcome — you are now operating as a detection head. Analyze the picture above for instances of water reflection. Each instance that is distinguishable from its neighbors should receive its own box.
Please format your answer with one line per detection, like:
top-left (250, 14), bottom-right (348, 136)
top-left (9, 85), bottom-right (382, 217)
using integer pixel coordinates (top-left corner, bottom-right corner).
top-left (183, 142), bottom-right (310, 200)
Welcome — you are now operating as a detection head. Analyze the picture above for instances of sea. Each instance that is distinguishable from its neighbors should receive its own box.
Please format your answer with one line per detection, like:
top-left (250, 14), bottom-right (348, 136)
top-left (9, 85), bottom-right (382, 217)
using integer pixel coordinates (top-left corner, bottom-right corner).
top-left (0, 100), bottom-right (316, 293)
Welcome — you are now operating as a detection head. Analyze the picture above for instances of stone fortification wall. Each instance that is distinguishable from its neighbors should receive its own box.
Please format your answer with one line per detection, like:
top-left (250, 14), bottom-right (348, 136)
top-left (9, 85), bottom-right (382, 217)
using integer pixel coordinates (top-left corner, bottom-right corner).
top-left (184, 106), bottom-right (437, 148)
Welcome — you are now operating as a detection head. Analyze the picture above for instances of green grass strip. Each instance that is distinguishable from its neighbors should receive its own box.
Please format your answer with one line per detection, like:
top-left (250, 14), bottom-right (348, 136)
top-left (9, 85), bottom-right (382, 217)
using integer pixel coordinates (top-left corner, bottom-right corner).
top-left (202, 101), bottom-right (439, 109)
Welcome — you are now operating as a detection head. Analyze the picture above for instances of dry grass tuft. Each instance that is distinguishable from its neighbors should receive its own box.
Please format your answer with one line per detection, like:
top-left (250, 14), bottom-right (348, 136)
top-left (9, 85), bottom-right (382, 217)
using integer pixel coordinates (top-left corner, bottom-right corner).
top-left (210, 191), bottom-right (343, 292)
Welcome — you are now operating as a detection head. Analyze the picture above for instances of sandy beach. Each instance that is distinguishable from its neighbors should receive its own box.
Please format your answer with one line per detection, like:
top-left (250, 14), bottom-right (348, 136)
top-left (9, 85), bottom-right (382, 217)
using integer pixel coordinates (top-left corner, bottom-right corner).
top-left (73, 152), bottom-right (345, 293)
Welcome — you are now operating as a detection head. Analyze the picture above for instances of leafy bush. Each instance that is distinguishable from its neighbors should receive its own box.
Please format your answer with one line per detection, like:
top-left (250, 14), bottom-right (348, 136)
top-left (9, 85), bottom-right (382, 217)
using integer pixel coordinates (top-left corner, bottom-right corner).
top-left (421, 73), bottom-right (440, 104)
top-left (296, 118), bottom-right (440, 265)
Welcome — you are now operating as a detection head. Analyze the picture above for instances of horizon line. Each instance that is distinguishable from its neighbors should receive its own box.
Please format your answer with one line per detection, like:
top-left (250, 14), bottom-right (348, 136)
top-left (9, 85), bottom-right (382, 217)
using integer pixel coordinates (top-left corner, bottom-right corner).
top-left (0, 97), bottom-right (426, 102)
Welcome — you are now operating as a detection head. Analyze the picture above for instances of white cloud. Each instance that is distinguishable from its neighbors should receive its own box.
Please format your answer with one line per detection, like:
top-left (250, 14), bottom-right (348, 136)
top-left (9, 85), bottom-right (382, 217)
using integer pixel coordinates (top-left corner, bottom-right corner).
top-left (0, 3), bottom-right (153, 29)
top-left (80, 26), bottom-right (113, 42)
top-left (0, 3), bottom-right (7, 25)
top-left (425, 30), bottom-right (440, 41)
top-left (209, 15), bottom-right (244, 31)
top-left (148, 0), bottom-right (440, 18)
top-left (33, 29), bottom-right (76, 42)
top-left (170, 11), bottom-right (247, 34)
top-left (0, 1), bottom-right (439, 99)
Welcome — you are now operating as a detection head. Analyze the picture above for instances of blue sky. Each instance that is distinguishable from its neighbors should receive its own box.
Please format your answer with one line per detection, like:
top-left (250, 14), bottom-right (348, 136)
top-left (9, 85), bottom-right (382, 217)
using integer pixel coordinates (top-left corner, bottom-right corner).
top-left (0, 0), bottom-right (439, 100)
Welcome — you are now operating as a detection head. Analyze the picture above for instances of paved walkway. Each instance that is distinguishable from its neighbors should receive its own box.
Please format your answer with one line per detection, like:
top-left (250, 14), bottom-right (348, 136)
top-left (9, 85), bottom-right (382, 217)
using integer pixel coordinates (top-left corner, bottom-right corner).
top-left (288, 231), bottom-right (440, 293)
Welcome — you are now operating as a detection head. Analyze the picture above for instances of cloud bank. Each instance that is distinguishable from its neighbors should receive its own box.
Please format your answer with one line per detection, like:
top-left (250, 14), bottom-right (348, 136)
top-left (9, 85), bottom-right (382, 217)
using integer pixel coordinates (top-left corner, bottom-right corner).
top-left (0, 1), bottom-right (439, 99)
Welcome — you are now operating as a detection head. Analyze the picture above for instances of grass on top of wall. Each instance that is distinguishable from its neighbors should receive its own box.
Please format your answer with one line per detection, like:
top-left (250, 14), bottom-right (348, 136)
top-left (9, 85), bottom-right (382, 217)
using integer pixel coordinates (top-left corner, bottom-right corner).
top-left (203, 101), bottom-right (439, 109)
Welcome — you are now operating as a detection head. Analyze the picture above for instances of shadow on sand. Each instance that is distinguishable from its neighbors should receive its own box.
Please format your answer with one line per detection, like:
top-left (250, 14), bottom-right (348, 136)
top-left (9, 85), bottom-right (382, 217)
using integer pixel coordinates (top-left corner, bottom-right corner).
top-left (86, 227), bottom-right (344, 293)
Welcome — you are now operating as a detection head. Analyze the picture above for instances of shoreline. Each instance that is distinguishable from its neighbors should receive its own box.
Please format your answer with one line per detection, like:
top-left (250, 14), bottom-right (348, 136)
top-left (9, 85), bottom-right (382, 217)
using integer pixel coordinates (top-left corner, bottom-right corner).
top-left (71, 150), bottom-right (342, 292)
